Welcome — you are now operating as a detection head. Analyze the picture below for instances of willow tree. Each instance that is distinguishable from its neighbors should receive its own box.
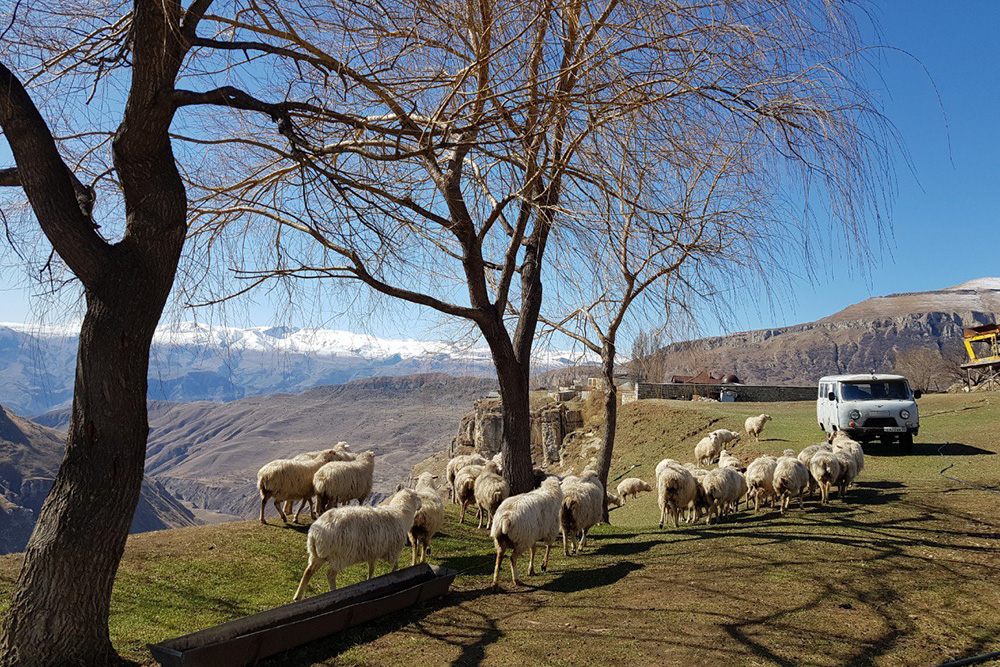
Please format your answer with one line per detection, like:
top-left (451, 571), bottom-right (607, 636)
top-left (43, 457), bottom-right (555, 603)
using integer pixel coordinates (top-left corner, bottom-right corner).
top-left (178, 0), bottom-right (891, 497)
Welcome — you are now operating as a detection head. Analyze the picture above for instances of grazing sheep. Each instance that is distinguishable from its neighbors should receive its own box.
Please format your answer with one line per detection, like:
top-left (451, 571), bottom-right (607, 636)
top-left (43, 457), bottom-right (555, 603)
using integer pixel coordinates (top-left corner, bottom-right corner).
top-left (491, 477), bottom-right (564, 589)
top-left (710, 429), bottom-right (742, 447)
top-left (832, 450), bottom-right (859, 500)
top-left (284, 444), bottom-right (356, 515)
top-left (446, 453), bottom-right (487, 503)
top-left (410, 473), bottom-right (446, 565)
top-left (718, 450), bottom-right (742, 470)
top-left (656, 463), bottom-right (698, 528)
top-left (257, 449), bottom-right (344, 524)
top-left (773, 456), bottom-right (810, 513)
top-left (293, 488), bottom-right (422, 599)
top-left (798, 443), bottom-right (834, 496)
top-left (560, 473), bottom-right (605, 555)
top-left (616, 477), bottom-right (653, 504)
top-left (831, 432), bottom-right (865, 476)
top-left (606, 492), bottom-right (622, 508)
top-left (313, 452), bottom-right (376, 513)
top-left (701, 467), bottom-right (745, 523)
top-left (744, 414), bottom-right (772, 442)
top-left (474, 461), bottom-right (510, 530)
top-left (809, 450), bottom-right (842, 505)
top-left (455, 464), bottom-right (485, 524)
top-left (694, 432), bottom-right (725, 466)
top-left (745, 455), bottom-right (778, 513)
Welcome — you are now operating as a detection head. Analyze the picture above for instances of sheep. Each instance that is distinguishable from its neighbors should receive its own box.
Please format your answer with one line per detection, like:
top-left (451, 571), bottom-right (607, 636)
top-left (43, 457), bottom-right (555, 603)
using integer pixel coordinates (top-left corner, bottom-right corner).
top-left (694, 432), bottom-right (725, 466)
top-left (454, 464), bottom-right (485, 524)
top-left (559, 472), bottom-right (605, 555)
top-left (284, 444), bottom-right (357, 516)
top-left (688, 467), bottom-right (711, 523)
top-left (745, 455), bottom-right (778, 513)
top-left (717, 450), bottom-right (742, 470)
top-left (782, 448), bottom-right (796, 458)
top-left (313, 452), bottom-right (376, 513)
top-left (809, 450), bottom-right (842, 505)
top-left (293, 488), bottom-right (422, 600)
top-left (656, 463), bottom-right (698, 528)
top-left (446, 453), bottom-right (487, 503)
top-left (491, 451), bottom-right (504, 473)
top-left (772, 456), bottom-right (810, 513)
top-left (474, 461), bottom-right (510, 530)
top-left (410, 473), bottom-right (446, 565)
top-left (616, 477), bottom-right (653, 504)
top-left (832, 449), bottom-right (859, 500)
top-left (257, 449), bottom-right (344, 524)
top-left (797, 443), bottom-right (833, 467)
top-left (710, 429), bottom-right (742, 447)
top-left (831, 432), bottom-right (865, 476)
top-left (744, 414), bottom-right (772, 442)
top-left (606, 492), bottom-right (622, 508)
top-left (491, 477), bottom-right (564, 589)
top-left (701, 467), bottom-right (745, 523)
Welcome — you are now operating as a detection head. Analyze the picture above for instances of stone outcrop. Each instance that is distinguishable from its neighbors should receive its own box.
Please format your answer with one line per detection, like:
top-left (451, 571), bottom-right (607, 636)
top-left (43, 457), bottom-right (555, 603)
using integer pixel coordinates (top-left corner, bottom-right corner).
top-left (451, 399), bottom-right (584, 465)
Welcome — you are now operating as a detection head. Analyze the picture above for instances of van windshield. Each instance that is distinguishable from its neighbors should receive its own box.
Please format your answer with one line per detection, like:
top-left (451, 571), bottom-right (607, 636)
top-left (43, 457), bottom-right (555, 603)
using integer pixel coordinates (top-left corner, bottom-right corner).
top-left (840, 381), bottom-right (910, 401)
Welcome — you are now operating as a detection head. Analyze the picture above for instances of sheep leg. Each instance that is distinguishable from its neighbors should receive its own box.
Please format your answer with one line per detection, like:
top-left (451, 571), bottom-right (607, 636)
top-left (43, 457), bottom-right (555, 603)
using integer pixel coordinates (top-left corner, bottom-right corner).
top-left (541, 543), bottom-right (552, 573)
top-left (459, 502), bottom-right (467, 524)
top-left (293, 498), bottom-right (309, 523)
top-left (562, 530), bottom-right (571, 556)
top-left (529, 544), bottom-right (538, 574)
top-left (326, 567), bottom-right (338, 592)
top-left (283, 500), bottom-right (294, 516)
top-left (510, 552), bottom-right (521, 586)
top-left (293, 555), bottom-right (324, 601)
top-left (579, 529), bottom-right (588, 552)
top-left (273, 499), bottom-right (288, 523)
top-left (367, 562), bottom-right (375, 580)
top-left (672, 508), bottom-right (680, 529)
top-left (259, 494), bottom-right (269, 525)
top-left (491, 546), bottom-right (505, 590)
top-left (411, 533), bottom-right (419, 567)
top-left (390, 555), bottom-right (399, 573)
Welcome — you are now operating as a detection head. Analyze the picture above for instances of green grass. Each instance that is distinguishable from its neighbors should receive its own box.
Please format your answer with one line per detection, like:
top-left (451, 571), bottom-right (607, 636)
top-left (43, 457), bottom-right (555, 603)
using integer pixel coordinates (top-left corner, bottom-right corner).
top-left (2, 393), bottom-right (1000, 666)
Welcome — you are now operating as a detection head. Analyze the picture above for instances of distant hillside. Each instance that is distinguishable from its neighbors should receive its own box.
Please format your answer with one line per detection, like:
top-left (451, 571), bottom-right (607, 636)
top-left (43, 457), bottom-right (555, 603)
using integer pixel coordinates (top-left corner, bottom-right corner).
top-left (653, 278), bottom-right (998, 384)
top-left (0, 406), bottom-right (197, 555)
top-left (34, 375), bottom-right (494, 520)
top-left (0, 321), bottom-right (585, 416)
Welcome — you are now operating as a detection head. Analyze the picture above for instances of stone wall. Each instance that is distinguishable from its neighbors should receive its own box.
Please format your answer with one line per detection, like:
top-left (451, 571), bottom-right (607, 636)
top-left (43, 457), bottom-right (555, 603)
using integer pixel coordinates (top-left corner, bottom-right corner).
top-left (636, 383), bottom-right (815, 402)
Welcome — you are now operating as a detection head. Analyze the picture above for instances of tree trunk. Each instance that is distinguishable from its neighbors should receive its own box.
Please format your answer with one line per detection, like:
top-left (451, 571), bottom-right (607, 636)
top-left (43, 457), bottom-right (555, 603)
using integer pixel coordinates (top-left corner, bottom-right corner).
top-left (0, 251), bottom-right (182, 666)
top-left (596, 340), bottom-right (618, 522)
top-left (484, 340), bottom-right (534, 495)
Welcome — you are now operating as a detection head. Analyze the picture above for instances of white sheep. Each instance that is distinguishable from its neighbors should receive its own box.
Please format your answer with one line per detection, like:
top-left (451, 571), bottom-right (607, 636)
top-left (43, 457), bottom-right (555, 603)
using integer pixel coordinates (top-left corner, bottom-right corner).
top-left (606, 492), bottom-right (622, 508)
top-left (717, 449), bottom-right (742, 470)
top-left (744, 414), bottom-right (772, 442)
top-left (688, 467), bottom-right (711, 523)
top-left (782, 448), bottom-right (796, 457)
top-left (411, 472), bottom-right (446, 565)
top-left (773, 456), bottom-right (810, 513)
top-left (655, 458), bottom-right (682, 478)
top-left (474, 461), bottom-right (510, 530)
top-left (701, 467), bottom-right (744, 523)
top-left (656, 463), bottom-right (698, 528)
top-left (797, 443), bottom-right (833, 496)
top-left (490, 477), bottom-right (564, 589)
top-left (284, 444), bottom-right (356, 515)
top-left (832, 449), bottom-right (859, 500)
top-left (559, 472), bottom-right (604, 555)
top-left (454, 464), bottom-right (485, 524)
top-left (710, 429), bottom-right (742, 447)
top-left (745, 455), bottom-right (778, 513)
top-left (831, 432), bottom-right (865, 476)
top-left (313, 452), bottom-right (376, 513)
top-left (491, 451), bottom-right (504, 473)
top-left (616, 477), bottom-right (653, 504)
top-left (293, 488), bottom-right (422, 599)
top-left (257, 449), bottom-right (344, 524)
top-left (809, 450), bottom-right (842, 505)
top-left (694, 432), bottom-right (725, 466)
top-left (446, 453), bottom-right (487, 503)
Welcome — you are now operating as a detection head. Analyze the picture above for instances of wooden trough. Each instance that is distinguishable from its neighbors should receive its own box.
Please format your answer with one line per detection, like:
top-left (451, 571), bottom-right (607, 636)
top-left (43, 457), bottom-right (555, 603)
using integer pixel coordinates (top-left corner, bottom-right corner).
top-left (149, 563), bottom-right (458, 667)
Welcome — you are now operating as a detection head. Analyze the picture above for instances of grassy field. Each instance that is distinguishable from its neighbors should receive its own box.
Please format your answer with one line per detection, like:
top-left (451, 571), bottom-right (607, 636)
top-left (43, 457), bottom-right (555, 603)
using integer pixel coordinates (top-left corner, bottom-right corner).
top-left (2, 393), bottom-right (1000, 666)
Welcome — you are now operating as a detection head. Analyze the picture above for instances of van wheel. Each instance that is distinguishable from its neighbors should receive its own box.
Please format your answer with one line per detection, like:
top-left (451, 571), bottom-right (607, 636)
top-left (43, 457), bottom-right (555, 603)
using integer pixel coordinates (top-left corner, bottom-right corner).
top-left (899, 433), bottom-right (914, 452)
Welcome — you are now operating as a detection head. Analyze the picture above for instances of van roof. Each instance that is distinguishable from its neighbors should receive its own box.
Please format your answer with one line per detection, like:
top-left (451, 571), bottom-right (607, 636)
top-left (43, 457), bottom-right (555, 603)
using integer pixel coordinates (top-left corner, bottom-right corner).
top-left (818, 374), bottom-right (908, 383)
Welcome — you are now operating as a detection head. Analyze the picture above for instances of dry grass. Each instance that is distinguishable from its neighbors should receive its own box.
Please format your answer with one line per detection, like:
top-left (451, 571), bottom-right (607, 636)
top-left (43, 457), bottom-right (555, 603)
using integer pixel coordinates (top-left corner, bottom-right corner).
top-left (2, 393), bottom-right (1000, 666)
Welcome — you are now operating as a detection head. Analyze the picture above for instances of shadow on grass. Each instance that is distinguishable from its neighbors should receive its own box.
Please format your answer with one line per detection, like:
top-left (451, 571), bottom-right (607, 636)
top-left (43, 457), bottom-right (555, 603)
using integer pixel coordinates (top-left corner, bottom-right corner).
top-left (541, 560), bottom-right (643, 593)
top-left (866, 442), bottom-right (994, 457)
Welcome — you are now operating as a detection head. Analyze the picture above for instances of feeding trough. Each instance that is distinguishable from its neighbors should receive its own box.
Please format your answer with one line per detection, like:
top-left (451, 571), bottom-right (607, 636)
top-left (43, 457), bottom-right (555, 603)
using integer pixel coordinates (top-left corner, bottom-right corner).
top-left (149, 563), bottom-right (458, 667)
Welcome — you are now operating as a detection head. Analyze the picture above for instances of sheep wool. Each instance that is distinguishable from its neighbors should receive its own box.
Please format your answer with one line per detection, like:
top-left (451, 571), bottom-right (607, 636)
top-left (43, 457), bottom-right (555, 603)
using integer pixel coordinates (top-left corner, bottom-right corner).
top-left (745, 455), bottom-right (778, 513)
top-left (313, 452), bottom-right (376, 513)
top-left (657, 463), bottom-right (698, 528)
top-left (559, 473), bottom-right (605, 555)
top-left (809, 450), bottom-right (842, 505)
top-left (474, 461), bottom-right (510, 530)
top-left (410, 472), bottom-right (446, 565)
top-left (293, 488), bottom-right (422, 599)
top-left (773, 456), bottom-right (810, 513)
top-left (446, 453), bottom-right (488, 503)
top-left (257, 449), bottom-right (344, 524)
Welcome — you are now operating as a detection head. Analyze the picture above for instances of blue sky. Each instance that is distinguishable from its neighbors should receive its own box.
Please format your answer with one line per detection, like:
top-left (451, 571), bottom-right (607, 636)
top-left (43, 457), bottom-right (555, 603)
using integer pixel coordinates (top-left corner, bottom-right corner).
top-left (1, 2), bottom-right (997, 344)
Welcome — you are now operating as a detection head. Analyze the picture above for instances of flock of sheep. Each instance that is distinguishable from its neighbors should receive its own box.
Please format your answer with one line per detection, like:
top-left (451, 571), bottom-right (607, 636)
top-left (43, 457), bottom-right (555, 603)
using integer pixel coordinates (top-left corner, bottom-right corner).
top-left (258, 412), bottom-right (869, 599)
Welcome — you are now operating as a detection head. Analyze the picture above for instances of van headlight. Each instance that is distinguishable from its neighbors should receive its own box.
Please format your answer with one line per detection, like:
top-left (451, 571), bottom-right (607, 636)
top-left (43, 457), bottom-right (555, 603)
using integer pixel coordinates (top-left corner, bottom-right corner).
top-left (900, 409), bottom-right (910, 419)
top-left (849, 409), bottom-right (861, 420)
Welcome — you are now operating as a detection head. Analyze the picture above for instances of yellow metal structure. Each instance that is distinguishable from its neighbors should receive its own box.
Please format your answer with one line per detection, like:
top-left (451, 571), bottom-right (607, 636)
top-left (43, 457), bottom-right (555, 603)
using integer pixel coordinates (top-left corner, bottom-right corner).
top-left (963, 325), bottom-right (1000, 364)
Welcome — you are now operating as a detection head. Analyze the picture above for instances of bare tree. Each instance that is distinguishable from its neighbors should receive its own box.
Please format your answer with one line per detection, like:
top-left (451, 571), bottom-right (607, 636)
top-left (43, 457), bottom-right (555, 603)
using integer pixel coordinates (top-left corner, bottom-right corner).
top-left (178, 0), bottom-right (892, 496)
top-left (631, 329), bottom-right (667, 383)
top-left (895, 346), bottom-right (963, 392)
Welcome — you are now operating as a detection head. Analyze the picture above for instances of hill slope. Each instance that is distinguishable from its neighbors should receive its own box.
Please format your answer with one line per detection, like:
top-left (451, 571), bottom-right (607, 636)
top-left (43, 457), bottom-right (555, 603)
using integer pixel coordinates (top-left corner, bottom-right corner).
top-left (654, 277), bottom-right (999, 384)
top-left (0, 406), bottom-right (197, 554)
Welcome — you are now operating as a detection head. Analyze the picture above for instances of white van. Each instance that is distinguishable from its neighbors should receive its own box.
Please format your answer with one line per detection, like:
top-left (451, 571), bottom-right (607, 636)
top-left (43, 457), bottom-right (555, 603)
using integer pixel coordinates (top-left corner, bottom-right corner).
top-left (817, 374), bottom-right (920, 450)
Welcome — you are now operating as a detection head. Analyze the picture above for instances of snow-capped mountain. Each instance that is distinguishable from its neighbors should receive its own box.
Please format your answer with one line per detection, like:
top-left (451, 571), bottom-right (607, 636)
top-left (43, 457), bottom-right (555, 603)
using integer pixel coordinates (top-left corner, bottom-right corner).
top-left (0, 321), bottom-right (592, 415)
